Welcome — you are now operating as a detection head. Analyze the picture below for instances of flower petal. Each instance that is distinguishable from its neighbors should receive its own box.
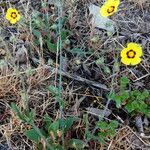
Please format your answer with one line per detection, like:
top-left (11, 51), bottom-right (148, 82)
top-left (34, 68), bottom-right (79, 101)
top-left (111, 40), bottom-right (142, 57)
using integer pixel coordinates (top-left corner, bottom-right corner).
top-left (120, 48), bottom-right (128, 58)
top-left (7, 8), bottom-right (15, 13)
top-left (127, 43), bottom-right (143, 57)
top-left (130, 57), bottom-right (142, 66)
top-left (6, 12), bottom-right (11, 20)
top-left (5, 8), bottom-right (14, 20)
top-left (10, 19), bottom-right (17, 24)
top-left (121, 57), bottom-right (131, 65)
top-left (16, 13), bottom-right (21, 21)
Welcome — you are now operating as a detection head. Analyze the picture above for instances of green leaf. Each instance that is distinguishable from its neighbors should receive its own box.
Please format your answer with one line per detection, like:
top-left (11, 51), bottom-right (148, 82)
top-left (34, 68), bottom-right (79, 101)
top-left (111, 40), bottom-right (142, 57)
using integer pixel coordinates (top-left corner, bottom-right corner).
top-left (32, 29), bottom-right (41, 38)
top-left (120, 91), bottom-right (129, 101)
top-left (48, 120), bottom-right (59, 137)
top-left (114, 62), bottom-right (120, 72)
top-left (85, 131), bottom-right (92, 141)
top-left (138, 102), bottom-right (148, 112)
top-left (10, 103), bottom-right (25, 122)
top-left (51, 144), bottom-right (63, 150)
top-left (144, 109), bottom-right (150, 117)
top-left (48, 86), bottom-right (64, 107)
top-left (107, 130), bottom-right (116, 137)
top-left (97, 134), bottom-right (106, 144)
top-left (67, 139), bottom-right (86, 149)
top-left (97, 121), bottom-right (108, 130)
top-left (64, 117), bottom-right (76, 131)
top-left (110, 120), bottom-right (118, 129)
top-left (120, 76), bottom-right (129, 84)
top-left (115, 95), bottom-right (122, 108)
top-left (34, 39), bottom-right (40, 46)
top-left (120, 76), bottom-right (129, 89)
top-left (139, 90), bottom-right (150, 101)
top-left (125, 102), bottom-right (134, 113)
top-left (130, 90), bottom-right (139, 97)
top-left (46, 40), bottom-right (57, 53)
top-left (107, 92), bottom-right (116, 100)
top-left (97, 120), bottom-right (118, 143)
top-left (98, 132), bottom-right (107, 139)
top-left (98, 120), bottom-right (118, 132)
top-left (98, 131), bottom-right (109, 144)
top-left (24, 129), bottom-right (41, 143)
top-left (142, 90), bottom-right (149, 97)
top-left (26, 110), bottom-right (35, 124)
top-left (95, 57), bottom-right (104, 65)
top-left (43, 114), bottom-right (52, 129)
top-left (60, 117), bottom-right (77, 132)
top-left (61, 29), bottom-right (69, 41)
top-left (131, 101), bottom-right (139, 110)
top-left (103, 66), bottom-right (111, 74)
top-left (115, 91), bottom-right (129, 108)
top-left (48, 85), bottom-right (59, 96)
top-left (32, 10), bottom-right (41, 19)
top-left (55, 96), bottom-right (65, 108)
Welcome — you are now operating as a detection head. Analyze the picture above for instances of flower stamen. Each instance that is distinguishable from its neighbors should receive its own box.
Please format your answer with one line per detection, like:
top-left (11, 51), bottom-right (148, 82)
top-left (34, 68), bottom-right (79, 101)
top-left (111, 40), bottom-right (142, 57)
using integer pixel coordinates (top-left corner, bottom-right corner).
top-left (127, 50), bottom-right (136, 58)
top-left (11, 12), bottom-right (17, 19)
top-left (107, 6), bottom-right (115, 13)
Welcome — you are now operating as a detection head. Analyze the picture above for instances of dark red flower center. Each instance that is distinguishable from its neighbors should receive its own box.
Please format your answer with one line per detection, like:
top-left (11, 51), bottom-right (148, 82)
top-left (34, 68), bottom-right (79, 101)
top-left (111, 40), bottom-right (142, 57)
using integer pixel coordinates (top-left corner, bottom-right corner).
top-left (11, 12), bottom-right (17, 19)
top-left (107, 6), bottom-right (115, 13)
top-left (127, 50), bottom-right (136, 58)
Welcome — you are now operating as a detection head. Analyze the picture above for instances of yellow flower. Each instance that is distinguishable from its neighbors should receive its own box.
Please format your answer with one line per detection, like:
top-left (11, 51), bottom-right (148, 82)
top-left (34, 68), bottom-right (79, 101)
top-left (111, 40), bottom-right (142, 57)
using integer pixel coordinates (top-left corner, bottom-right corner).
top-left (5, 8), bottom-right (21, 24)
top-left (120, 43), bottom-right (143, 66)
top-left (100, 0), bottom-right (120, 17)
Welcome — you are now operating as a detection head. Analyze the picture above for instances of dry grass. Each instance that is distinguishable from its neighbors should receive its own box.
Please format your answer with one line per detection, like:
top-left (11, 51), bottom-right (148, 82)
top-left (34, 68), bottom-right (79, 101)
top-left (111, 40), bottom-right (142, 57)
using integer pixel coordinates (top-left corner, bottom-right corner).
top-left (0, 0), bottom-right (149, 149)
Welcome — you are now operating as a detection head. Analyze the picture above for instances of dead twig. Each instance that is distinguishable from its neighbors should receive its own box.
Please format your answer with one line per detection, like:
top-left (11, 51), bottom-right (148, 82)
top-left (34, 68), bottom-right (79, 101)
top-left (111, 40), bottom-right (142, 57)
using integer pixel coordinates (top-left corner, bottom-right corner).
top-left (60, 71), bottom-right (109, 91)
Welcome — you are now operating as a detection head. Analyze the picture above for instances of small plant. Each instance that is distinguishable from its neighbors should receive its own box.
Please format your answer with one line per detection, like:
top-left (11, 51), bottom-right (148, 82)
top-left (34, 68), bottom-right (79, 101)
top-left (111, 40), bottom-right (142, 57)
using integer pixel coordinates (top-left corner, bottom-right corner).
top-left (48, 85), bottom-right (64, 108)
top-left (10, 84), bottom-right (87, 150)
top-left (125, 90), bottom-right (149, 116)
top-left (108, 77), bottom-right (150, 117)
top-left (11, 103), bottom-right (86, 150)
top-left (97, 120), bottom-right (118, 143)
top-left (84, 115), bottom-right (118, 144)
top-left (31, 6), bottom-right (69, 53)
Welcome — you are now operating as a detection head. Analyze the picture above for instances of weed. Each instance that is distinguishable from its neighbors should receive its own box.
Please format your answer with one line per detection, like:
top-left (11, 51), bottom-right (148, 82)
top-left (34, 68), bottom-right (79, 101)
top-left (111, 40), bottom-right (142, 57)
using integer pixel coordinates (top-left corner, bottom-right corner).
top-left (0, 0), bottom-right (149, 149)
top-left (97, 120), bottom-right (118, 144)
top-left (31, 5), bottom-right (69, 54)
top-left (11, 102), bottom-right (86, 150)
top-left (108, 77), bottom-right (150, 117)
